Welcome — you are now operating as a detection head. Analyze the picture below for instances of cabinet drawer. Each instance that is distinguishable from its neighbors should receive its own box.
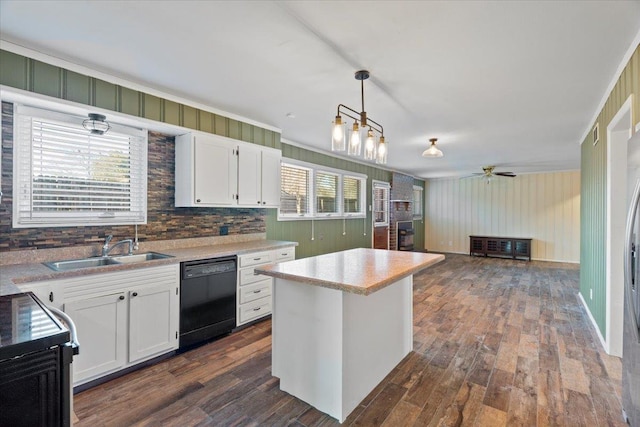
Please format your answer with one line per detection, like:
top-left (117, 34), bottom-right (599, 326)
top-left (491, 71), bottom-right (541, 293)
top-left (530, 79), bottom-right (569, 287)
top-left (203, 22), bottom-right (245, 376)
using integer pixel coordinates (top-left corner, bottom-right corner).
top-left (239, 251), bottom-right (273, 268)
top-left (275, 248), bottom-right (295, 262)
top-left (239, 279), bottom-right (272, 304)
top-left (239, 267), bottom-right (270, 286)
top-left (239, 297), bottom-right (271, 324)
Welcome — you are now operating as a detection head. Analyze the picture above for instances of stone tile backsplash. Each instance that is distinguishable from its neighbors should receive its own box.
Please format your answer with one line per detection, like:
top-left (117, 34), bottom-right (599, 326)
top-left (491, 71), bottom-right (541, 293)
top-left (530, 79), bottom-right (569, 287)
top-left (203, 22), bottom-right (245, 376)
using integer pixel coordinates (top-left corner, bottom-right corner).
top-left (0, 102), bottom-right (266, 252)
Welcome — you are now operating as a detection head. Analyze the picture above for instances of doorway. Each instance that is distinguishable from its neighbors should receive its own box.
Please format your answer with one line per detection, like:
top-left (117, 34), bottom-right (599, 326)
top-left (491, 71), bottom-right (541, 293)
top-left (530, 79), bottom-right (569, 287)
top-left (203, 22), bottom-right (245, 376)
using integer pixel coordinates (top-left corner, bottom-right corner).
top-left (606, 95), bottom-right (634, 356)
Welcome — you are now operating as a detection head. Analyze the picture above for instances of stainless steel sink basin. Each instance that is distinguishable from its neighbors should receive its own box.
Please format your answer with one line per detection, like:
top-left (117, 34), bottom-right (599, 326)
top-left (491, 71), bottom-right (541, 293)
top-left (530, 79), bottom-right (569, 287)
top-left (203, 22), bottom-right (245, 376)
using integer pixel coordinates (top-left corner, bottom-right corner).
top-left (44, 257), bottom-right (122, 271)
top-left (110, 252), bottom-right (173, 263)
top-left (43, 252), bottom-right (173, 271)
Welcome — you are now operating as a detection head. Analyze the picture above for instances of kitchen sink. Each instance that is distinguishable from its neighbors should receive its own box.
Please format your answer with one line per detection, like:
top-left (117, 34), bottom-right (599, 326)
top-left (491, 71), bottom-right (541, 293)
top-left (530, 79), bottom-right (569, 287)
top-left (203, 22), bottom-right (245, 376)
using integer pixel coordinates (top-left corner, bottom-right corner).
top-left (109, 252), bottom-right (173, 263)
top-left (43, 252), bottom-right (173, 271)
top-left (44, 257), bottom-right (122, 271)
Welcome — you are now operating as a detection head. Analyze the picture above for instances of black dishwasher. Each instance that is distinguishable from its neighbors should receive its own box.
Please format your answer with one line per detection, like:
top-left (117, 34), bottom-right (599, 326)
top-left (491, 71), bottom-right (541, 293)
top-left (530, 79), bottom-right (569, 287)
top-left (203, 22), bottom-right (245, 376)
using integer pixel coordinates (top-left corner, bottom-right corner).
top-left (179, 256), bottom-right (237, 349)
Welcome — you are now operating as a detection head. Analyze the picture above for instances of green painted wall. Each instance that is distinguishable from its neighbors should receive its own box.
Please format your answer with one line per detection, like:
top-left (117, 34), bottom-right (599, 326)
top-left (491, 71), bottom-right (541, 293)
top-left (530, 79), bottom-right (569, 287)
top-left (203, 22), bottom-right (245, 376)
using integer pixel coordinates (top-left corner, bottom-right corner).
top-left (580, 45), bottom-right (640, 338)
top-left (0, 48), bottom-right (426, 259)
top-left (266, 144), bottom-right (427, 259)
top-left (0, 49), bottom-right (280, 148)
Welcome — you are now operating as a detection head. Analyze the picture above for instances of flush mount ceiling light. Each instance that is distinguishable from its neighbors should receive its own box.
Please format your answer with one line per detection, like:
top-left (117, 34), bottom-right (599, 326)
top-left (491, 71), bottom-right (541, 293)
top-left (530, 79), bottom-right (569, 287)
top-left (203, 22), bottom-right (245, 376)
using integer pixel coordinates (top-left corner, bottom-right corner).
top-left (331, 70), bottom-right (387, 165)
top-left (82, 113), bottom-right (111, 135)
top-left (422, 138), bottom-right (443, 158)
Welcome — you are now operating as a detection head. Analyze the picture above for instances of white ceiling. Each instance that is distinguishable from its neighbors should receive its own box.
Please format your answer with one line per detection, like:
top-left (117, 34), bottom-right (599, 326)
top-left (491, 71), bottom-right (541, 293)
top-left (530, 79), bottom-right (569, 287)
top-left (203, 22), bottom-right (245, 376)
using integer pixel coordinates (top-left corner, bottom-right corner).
top-left (1, 1), bottom-right (639, 178)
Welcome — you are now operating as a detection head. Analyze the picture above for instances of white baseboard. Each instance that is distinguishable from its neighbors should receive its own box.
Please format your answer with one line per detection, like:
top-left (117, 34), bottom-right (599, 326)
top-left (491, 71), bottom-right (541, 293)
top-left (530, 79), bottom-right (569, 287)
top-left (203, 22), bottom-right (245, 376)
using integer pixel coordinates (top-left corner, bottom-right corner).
top-left (578, 291), bottom-right (608, 353)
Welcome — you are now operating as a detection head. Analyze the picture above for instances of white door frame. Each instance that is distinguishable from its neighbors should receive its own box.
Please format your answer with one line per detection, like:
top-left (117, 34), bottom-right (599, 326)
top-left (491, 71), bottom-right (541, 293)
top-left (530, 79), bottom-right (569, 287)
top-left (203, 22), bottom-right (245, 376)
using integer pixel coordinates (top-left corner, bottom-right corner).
top-left (605, 94), bottom-right (634, 356)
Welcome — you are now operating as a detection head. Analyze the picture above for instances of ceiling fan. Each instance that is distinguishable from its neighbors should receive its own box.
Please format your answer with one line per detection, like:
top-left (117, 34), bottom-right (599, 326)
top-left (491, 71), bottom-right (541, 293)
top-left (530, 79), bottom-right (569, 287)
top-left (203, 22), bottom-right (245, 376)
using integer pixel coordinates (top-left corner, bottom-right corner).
top-left (464, 166), bottom-right (516, 182)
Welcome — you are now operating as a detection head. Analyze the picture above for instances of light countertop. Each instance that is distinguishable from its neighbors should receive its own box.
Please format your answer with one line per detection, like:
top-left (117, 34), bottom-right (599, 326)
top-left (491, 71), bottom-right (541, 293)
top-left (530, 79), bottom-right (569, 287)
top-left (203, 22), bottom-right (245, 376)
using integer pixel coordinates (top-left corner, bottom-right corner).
top-left (0, 239), bottom-right (297, 296)
top-left (255, 248), bottom-right (444, 295)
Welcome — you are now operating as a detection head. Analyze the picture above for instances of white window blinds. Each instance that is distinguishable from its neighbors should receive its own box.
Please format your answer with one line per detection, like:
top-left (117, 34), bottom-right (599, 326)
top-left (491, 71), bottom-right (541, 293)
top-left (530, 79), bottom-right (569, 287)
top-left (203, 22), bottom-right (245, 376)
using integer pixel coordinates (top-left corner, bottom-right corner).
top-left (280, 163), bottom-right (311, 216)
top-left (315, 171), bottom-right (339, 215)
top-left (13, 105), bottom-right (148, 227)
top-left (343, 175), bottom-right (365, 215)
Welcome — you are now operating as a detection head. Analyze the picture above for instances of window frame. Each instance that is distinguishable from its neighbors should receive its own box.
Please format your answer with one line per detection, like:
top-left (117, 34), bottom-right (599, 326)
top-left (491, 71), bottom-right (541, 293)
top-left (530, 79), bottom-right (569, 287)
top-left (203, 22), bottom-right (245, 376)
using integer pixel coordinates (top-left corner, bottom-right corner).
top-left (278, 159), bottom-right (367, 221)
top-left (373, 180), bottom-right (391, 227)
top-left (12, 104), bottom-right (148, 228)
top-left (279, 162), bottom-right (314, 219)
top-left (413, 185), bottom-right (424, 220)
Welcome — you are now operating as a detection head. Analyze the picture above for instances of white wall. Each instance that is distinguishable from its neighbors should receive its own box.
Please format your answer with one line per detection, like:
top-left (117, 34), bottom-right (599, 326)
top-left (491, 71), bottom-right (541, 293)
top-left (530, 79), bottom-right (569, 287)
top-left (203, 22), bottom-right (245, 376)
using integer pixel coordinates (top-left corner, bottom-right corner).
top-left (425, 171), bottom-right (580, 263)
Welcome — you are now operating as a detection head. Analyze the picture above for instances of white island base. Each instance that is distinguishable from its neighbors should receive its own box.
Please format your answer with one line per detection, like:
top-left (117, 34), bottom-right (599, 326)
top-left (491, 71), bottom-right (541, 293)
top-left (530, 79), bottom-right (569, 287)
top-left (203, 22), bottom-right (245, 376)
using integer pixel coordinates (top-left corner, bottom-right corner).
top-left (271, 276), bottom-right (413, 423)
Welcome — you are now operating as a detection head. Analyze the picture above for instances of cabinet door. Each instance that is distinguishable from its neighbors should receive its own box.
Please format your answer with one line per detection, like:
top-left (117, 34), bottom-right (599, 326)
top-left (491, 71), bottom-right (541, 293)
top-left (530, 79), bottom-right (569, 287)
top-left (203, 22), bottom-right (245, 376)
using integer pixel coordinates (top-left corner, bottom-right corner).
top-left (260, 149), bottom-right (282, 207)
top-left (194, 134), bottom-right (237, 205)
top-left (237, 143), bottom-right (261, 206)
top-left (65, 293), bottom-right (126, 383)
top-left (128, 284), bottom-right (178, 363)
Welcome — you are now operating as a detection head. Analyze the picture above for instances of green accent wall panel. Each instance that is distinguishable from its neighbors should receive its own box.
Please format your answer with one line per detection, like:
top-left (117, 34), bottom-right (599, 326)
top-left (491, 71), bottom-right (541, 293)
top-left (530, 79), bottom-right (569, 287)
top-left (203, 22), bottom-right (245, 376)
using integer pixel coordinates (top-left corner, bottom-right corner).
top-left (198, 110), bottom-right (214, 133)
top-left (267, 142), bottom-right (399, 259)
top-left (32, 60), bottom-right (61, 98)
top-left (228, 118), bottom-right (241, 140)
top-left (94, 79), bottom-right (117, 111)
top-left (164, 99), bottom-right (180, 126)
top-left (214, 114), bottom-right (228, 136)
top-left (0, 50), bottom-right (29, 90)
top-left (142, 93), bottom-right (162, 121)
top-left (119, 86), bottom-right (141, 117)
top-left (581, 45), bottom-right (640, 338)
top-left (241, 122), bottom-right (253, 143)
top-left (253, 127), bottom-right (264, 146)
top-left (182, 105), bottom-right (197, 129)
top-left (64, 70), bottom-right (91, 105)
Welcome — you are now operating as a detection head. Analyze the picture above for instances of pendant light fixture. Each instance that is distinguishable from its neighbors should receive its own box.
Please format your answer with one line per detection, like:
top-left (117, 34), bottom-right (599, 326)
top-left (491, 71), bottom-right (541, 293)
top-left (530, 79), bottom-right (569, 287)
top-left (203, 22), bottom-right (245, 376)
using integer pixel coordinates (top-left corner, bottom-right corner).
top-left (422, 138), bottom-right (443, 158)
top-left (82, 113), bottom-right (111, 135)
top-left (331, 70), bottom-right (387, 165)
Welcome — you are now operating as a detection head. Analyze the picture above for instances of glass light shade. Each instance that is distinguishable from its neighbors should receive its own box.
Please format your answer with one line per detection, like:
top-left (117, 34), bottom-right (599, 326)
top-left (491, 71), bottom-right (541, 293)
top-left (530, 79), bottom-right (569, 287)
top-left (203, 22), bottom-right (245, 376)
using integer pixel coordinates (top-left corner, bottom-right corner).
top-left (348, 122), bottom-right (362, 156)
top-left (331, 116), bottom-right (346, 151)
top-left (364, 130), bottom-right (376, 160)
top-left (375, 136), bottom-right (387, 164)
top-left (422, 140), bottom-right (443, 158)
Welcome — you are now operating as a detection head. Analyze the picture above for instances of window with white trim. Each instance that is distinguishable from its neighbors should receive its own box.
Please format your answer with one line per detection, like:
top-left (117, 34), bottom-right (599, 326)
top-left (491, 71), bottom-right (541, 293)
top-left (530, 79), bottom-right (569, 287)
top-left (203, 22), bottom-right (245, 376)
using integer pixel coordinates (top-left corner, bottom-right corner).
top-left (13, 105), bottom-right (148, 228)
top-left (315, 171), bottom-right (339, 215)
top-left (343, 175), bottom-right (366, 216)
top-left (280, 163), bottom-right (312, 217)
top-left (413, 185), bottom-right (423, 219)
top-left (278, 160), bottom-right (366, 220)
top-left (373, 181), bottom-right (390, 226)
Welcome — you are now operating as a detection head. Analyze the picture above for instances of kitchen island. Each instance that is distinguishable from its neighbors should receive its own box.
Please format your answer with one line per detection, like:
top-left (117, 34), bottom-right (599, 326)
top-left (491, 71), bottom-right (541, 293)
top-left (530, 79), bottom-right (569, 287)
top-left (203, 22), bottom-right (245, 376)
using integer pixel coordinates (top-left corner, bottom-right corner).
top-left (255, 248), bottom-right (444, 422)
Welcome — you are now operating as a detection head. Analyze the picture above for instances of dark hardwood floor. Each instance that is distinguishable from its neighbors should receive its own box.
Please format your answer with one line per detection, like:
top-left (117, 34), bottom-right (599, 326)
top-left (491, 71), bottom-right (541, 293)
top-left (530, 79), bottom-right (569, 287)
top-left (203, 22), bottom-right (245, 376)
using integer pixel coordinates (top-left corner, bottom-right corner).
top-left (73, 254), bottom-right (626, 426)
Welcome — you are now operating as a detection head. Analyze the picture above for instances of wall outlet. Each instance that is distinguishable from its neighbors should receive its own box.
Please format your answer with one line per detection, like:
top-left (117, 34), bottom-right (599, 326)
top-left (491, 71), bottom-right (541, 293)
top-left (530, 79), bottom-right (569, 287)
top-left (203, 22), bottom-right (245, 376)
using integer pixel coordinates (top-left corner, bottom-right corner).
top-left (448, 241), bottom-right (453, 246)
top-left (219, 225), bottom-right (229, 236)
top-left (590, 289), bottom-right (593, 300)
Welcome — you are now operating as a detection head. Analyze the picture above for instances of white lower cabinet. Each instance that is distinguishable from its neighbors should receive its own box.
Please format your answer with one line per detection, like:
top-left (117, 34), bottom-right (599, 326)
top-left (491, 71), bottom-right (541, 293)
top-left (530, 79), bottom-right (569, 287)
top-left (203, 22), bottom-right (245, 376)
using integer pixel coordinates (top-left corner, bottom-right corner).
top-left (237, 246), bottom-right (295, 326)
top-left (128, 283), bottom-right (178, 363)
top-left (65, 292), bottom-right (127, 383)
top-left (19, 264), bottom-right (180, 386)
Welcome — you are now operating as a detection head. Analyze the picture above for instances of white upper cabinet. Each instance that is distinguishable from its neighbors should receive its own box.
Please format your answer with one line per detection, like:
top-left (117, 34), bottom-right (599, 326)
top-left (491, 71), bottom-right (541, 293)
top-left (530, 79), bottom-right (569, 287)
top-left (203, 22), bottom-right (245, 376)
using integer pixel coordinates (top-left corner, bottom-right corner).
top-left (260, 148), bottom-right (282, 207)
top-left (175, 132), bottom-right (238, 207)
top-left (175, 131), bottom-right (281, 208)
top-left (237, 143), bottom-right (281, 207)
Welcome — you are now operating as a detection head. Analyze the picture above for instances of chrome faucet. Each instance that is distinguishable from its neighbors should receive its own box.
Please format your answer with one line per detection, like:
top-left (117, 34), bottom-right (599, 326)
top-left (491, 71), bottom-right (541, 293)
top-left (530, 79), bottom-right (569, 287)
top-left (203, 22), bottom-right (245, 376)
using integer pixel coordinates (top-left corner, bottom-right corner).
top-left (102, 234), bottom-right (134, 257)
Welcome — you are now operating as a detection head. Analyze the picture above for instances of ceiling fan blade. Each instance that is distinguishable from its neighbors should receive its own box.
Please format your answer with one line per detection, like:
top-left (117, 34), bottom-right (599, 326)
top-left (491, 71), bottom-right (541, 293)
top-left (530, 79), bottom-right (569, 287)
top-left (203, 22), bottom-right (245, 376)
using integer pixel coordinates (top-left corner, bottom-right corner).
top-left (460, 173), bottom-right (485, 179)
top-left (494, 172), bottom-right (516, 177)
